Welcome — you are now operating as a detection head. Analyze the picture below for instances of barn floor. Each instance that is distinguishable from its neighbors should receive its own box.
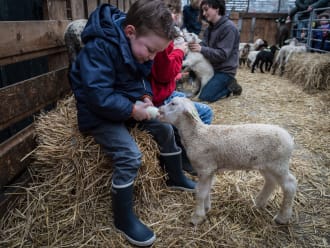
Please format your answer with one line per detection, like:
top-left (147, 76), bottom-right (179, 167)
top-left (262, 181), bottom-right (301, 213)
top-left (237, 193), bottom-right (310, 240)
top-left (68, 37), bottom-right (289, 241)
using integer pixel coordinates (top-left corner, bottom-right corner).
top-left (1, 68), bottom-right (329, 247)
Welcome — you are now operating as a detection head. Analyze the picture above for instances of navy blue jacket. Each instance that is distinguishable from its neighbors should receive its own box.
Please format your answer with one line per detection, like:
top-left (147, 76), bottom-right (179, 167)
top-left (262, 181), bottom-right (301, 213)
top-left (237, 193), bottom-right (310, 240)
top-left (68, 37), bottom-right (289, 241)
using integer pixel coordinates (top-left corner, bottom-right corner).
top-left (70, 4), bottom-right (153, 132)
top-left (183, 5), bottom-right (202, 35)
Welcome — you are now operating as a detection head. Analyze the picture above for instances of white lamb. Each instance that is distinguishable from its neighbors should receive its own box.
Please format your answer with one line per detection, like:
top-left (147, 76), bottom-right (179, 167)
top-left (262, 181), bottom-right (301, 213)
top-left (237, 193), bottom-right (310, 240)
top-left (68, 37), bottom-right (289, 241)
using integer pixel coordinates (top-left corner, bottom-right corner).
top-left (182, 30), bottom-right (214, 98)
top-left (272, 38), bottom-right (307, 76)
top-left (159, 97), bottom-right (297, 226)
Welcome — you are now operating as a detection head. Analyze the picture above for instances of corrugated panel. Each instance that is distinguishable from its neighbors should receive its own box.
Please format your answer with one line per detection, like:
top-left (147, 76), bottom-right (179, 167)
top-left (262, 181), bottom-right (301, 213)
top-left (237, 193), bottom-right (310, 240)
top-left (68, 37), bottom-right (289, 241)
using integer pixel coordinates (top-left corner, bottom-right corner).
top-left (226, 0), bottom-right (296, 13)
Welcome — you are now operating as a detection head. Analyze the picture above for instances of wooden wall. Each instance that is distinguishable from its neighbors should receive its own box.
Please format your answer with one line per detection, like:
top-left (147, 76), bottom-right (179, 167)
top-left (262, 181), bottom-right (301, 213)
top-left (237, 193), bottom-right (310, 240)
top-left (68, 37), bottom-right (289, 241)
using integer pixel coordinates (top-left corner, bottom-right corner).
top-left (232, 12), bottom-right (287, 44)
top-left (0, 0), bottom-right (136, 216)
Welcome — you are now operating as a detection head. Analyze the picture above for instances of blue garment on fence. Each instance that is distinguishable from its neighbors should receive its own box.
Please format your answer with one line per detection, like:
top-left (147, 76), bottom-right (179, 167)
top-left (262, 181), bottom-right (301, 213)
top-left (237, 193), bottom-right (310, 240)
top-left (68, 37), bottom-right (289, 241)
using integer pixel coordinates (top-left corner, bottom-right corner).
top-left (164, 91), bottom-right (213, 125)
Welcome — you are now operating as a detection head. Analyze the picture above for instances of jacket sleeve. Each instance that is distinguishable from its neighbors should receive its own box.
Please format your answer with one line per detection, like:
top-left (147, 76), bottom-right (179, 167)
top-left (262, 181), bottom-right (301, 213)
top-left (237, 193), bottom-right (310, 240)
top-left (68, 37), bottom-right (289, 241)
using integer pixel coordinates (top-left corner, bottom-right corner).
top-left (295, 0), bottom-right (308, 10)
top-left (200, 27), bottom-right (236, 64)
top-left (310, 0), bottom-right (329, 9)
top-left (79, 40), bottom-right (134, 122)
top-left (151, 43), bottom-right (184, 84)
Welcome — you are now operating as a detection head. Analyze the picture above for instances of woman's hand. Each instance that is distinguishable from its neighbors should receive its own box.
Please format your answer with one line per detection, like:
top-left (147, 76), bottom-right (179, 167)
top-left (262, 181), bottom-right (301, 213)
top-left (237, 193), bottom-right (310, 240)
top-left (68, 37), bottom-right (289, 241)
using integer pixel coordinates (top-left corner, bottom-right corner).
top-left (188, 42), bottom-right (202, 52)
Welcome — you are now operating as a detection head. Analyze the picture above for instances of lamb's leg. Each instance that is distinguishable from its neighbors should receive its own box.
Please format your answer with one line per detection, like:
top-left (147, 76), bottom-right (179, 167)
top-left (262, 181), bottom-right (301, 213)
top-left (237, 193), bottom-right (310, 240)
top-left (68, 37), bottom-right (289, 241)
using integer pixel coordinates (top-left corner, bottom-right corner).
top-left (274, 172), bottom-right (297, 224)
top-left (255, 170), bottom-right (277, 208)
top-left (204, 174), bottom-right (214, 213)
top-left (191, 174), bottom-right (213, 225)
top-left (260, 61), bottom-right (265, 73)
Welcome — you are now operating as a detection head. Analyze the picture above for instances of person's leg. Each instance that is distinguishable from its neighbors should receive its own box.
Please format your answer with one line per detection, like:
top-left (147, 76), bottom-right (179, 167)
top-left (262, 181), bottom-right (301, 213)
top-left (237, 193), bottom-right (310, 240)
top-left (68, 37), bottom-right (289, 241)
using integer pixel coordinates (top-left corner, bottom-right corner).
top-left (136, 119), bottom-right (196, 191)
top-left (198, 72), bottom-right (232, 102)
top-left (90, 122), bottom-right (155, 247)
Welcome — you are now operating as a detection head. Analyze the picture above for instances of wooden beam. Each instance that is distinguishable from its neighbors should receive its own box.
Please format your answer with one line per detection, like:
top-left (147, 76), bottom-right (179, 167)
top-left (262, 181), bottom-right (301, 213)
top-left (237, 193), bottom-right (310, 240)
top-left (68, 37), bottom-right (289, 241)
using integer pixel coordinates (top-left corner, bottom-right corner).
top-left (0, 20), bottom-right (70, 60)
top-left (43, 0), bottom-right (68, 20)
top-left (0, 47), bottom-right (67, 66)
top-left (0, 125), bottom-right (35, 188)
top-left (0, 67), bottom-right (71, 131)
top-left (70, 0), bottom-right (86, 19)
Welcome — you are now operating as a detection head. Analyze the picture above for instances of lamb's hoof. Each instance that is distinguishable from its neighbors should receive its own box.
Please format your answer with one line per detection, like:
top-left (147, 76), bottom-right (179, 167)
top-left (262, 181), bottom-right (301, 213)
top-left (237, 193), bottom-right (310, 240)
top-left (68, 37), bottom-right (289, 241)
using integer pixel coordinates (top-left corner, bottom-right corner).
top-left (191, 213), bottom-right (206, 226)
top-left (274, 214), bottom-right (290, 225)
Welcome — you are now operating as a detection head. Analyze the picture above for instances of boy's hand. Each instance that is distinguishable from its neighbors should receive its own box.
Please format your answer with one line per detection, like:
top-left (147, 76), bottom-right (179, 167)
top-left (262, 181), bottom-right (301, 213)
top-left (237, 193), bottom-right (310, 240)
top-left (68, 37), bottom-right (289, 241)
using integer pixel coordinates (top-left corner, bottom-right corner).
top-left (132, 100), bottom-right (159, 121)
top-left (132, 102), bottom-right (150, 121)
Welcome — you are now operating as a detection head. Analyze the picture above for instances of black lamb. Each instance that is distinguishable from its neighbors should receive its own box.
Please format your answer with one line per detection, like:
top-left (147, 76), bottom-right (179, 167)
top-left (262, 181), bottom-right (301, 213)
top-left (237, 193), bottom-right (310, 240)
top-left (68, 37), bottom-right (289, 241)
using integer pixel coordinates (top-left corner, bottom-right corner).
top-left (251, 45), bottom-right (278, 73)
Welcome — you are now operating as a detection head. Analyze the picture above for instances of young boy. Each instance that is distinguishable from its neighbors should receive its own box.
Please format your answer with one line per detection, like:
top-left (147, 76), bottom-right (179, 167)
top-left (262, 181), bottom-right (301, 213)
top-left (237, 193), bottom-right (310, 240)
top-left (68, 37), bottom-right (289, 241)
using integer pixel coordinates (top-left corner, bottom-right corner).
top-left (150, 0), bottom-right (213, 175)
top-left (69, 1), bottom-right (195, 246)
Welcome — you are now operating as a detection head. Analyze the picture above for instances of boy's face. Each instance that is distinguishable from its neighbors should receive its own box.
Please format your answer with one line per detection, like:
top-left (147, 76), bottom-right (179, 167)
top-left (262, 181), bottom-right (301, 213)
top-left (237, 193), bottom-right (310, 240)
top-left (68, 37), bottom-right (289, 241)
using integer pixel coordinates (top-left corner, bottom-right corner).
top-left (125, 25), bottom-right (170, 63)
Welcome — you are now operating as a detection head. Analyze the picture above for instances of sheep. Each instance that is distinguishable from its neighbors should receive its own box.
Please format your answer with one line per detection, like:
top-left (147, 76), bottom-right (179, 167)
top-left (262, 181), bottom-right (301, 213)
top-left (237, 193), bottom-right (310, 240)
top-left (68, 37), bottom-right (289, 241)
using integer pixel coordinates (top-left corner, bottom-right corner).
top-left (64, 19), bottom-right (87, 64)
top-left (182, 30), bottom-right (214, 98)
top-left (158, 97), bottom-right (297, 226)
top-left (246, 50), bottom-right (260, 68)
top-left (275, 17), bottom-right (290, 48)
top-left (272, 38), bottom-right (307, 76)
top-left (251, 45), bottom-right (278, 73)
top-left (239, 43), bottom-right (251, 67)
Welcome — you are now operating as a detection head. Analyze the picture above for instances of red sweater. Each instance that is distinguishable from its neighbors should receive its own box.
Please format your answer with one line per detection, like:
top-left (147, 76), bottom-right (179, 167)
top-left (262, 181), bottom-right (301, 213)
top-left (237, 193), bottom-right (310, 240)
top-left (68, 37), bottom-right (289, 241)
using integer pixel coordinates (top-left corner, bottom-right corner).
top-left (150, 42), bottom-right (184, 107)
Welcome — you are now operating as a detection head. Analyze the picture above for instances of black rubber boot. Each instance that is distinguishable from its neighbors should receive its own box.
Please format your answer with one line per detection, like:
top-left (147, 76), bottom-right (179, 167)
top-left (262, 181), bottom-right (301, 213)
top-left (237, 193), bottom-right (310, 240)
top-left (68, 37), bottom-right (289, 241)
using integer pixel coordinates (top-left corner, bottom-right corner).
top-left (181, 148), bottom-right (198, 176)
top-left (173, 127), bottom-right (197, 176)
top-left (227, 78), bottom-right (242, 96)
top-left (160, 151), bottom-right (196, 192)
top-left (112, 183), bottom-right (156, 247)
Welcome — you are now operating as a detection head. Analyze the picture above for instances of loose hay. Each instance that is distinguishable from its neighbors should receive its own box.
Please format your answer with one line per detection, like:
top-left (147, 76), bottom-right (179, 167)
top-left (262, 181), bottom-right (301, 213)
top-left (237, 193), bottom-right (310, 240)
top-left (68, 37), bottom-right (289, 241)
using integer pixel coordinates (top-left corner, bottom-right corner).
top-left (1, 69), bottom-right (329, 247)
top-left (285, 52), bottom-right (330, 91)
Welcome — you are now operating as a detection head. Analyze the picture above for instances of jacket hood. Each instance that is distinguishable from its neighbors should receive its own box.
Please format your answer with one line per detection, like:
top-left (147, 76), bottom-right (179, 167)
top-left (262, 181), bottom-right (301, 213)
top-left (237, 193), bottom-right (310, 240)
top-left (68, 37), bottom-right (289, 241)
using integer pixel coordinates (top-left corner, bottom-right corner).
top-left (81, 4), bottom-right (151, 76)
top-left (81, 4), bottom-right (125, 45)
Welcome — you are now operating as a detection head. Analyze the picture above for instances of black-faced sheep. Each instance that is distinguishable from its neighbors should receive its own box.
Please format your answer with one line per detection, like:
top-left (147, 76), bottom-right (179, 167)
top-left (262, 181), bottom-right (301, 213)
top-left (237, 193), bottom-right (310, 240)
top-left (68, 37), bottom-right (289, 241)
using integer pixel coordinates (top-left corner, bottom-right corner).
top-left (159, 97), bottom-right (297, 226)
top-left (251, 45), bottom-right (278, 73)
top-left (275, 17), bottom-right (291, 48)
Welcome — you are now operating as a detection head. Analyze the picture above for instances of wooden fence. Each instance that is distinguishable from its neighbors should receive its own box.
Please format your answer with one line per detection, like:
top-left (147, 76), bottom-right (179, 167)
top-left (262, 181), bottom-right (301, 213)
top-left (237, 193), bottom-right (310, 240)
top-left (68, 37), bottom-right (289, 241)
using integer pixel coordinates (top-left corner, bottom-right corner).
top-left (0, 0), bottom-right (136, 216)
top-left (0, 0), bottom-right (286, 216)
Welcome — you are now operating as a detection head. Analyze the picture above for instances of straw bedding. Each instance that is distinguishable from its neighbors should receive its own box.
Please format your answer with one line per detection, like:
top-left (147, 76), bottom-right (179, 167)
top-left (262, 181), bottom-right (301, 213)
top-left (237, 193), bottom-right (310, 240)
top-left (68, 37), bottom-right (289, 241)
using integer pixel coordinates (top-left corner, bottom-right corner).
top-left (1, 68), bottom-right (329, 247)
top-left (285, 52), bottom-right (330, 91)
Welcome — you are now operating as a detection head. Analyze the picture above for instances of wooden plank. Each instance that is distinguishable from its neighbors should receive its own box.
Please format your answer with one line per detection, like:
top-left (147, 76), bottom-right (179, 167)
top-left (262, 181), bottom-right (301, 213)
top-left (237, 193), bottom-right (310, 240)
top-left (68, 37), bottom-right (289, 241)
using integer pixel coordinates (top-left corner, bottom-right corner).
top-left (43, 0), bottom-right (67, 20)
top-left (0, 67), bottom-right (71, 131)
top-left (117, 0), bottom-right (124, 11)
top-left (250, 17), bottom-right (256, 43)
top-left (70, 0), bottom-right (86, 19)
top-left (109, 0), bottom-right (118, 6)
top-left (0, 125), bottom-right (35, 188)
top-left (0, 47), bottom-right (67, 66)
top-left (0, 20), bottom-right (70, 60)
top-left (48, 51), bottom-right (69, 71)
top-left (0, 170), bottom-right (31, 217)
top-left (87, 0), bottom-right (98, 16)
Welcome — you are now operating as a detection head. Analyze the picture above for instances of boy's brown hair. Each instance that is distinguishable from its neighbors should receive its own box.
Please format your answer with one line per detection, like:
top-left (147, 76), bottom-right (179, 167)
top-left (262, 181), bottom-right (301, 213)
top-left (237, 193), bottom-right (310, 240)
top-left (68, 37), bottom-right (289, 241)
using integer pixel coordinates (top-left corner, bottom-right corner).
top-left (123, 0), bottom-right (177, 40)
top-left (164, 0), bottom-right (182, 14)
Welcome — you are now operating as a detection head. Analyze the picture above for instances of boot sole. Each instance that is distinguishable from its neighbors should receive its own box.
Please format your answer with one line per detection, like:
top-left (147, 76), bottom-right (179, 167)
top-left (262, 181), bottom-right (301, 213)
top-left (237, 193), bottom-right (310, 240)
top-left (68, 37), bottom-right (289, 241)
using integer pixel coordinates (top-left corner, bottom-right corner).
top-left (168, 185), bottom-right (196, 193)
top-left (115, 227), bottom-right (156, 247)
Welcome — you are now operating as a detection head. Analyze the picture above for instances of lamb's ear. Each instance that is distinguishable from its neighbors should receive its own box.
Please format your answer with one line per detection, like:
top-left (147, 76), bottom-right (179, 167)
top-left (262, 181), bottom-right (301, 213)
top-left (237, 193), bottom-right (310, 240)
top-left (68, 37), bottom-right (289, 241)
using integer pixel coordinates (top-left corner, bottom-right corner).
top-left (183, 104), bottom-right (202, 122)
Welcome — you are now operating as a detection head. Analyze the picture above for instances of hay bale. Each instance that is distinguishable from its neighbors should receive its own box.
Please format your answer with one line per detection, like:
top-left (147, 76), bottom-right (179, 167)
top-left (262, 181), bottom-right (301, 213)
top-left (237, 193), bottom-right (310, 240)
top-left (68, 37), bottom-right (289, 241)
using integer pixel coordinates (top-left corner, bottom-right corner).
top-left (285, 52), bottom-right (330, 90)
top-left (0, 95), bottom-right (165, 247)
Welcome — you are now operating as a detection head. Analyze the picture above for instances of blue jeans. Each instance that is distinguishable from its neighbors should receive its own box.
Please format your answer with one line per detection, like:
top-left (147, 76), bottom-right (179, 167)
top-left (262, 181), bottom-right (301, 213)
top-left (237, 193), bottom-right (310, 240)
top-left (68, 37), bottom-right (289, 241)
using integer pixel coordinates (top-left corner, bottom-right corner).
top-left (198, 72), bottom-right (233, 102)
top-left (90, 119), bottom-right (179, 186)
top-left (164, 91), bottom-right (213, 124)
